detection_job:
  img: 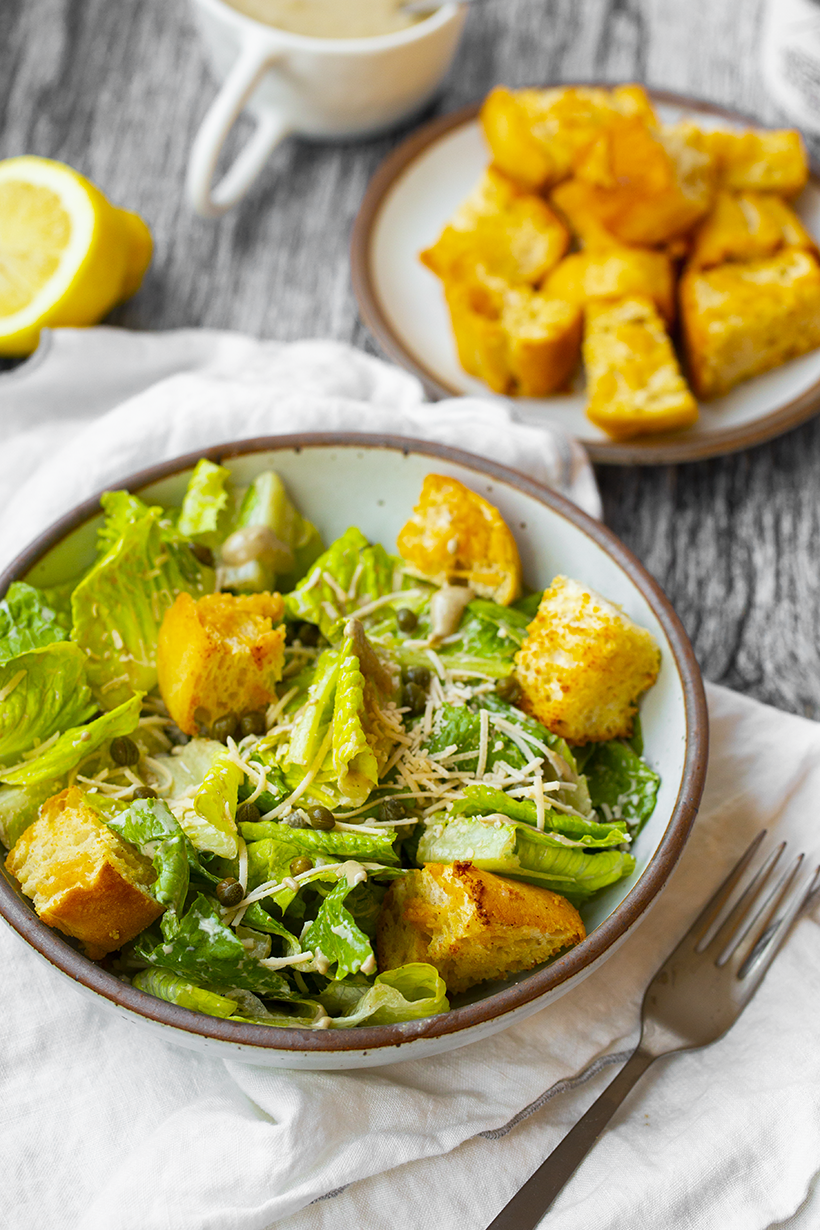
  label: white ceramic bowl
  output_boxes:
[0,435,707,1068]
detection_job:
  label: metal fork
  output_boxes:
[486,832,820,1230]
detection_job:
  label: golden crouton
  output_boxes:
[680,249,820,399]
[397,474,521,604]
[420,169,569,286]
[583,297,698,440]
[376,862,585,994]
[5,787,162,959]
[480,84,657,192]
[157,590,286,735]
[542,248,676,323]
[705,127,808,197]
[550,178,624,250]
[574,118,715,246]
[445,276,582,397]
[514,575,661,744]
[689,191,816,270]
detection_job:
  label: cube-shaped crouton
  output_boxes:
[445,278,582,397]
[575,118,715,246]
[480,84,657,192]
[680,249,820,399]
[583,297,698,440]
[705,127,808,197]
[157,590,286,735]
[420,170,569,286]
[689,190,816,270]
[514,575,661,744]
[376,862,585,994]
[550,178,624,250]
[542,248,676,323]
[5,787,162,959]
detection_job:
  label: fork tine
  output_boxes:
[706,841,787,959]
[717,850,801,966]
[738,862,820,986]
[679,830,767,949]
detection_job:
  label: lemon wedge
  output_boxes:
[0,156,153,357]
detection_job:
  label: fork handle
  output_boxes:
[485,1046,658,1230]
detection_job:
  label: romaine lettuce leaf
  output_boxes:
[0,693,142,786]
[97,795,192,917]
[577,740,661,833]
[0,777,62,849]
[71,493,214,709]
[132,968,239,1017]
[284,527,399,638]
[301,877,374,980]
[151,737,225,801]
[0,582,70,662]
[177,459,231,547]
[511,591,543,618]
[450,784,627,846]
[219,470,324,594]
[241,820,400,866]
[180,751,242,859]
[0,642,96,764]
[131,893,304,999]
[320,963,448,1027]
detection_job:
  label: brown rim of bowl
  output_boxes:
[0,433,708,1053]
[350,85,820,467]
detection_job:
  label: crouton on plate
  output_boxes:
[376,861,586,995]
[583,297,698,440]
[689,190,816,270]
[680,248,820,399]
[705,127,808,197]
[5,787,162,960]
[157,590,286,735]
[542,248,676,324]
[514,575,661,744]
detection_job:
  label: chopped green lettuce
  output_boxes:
[241,820,399,866]
[181,752,243,859]
[320,963,448,1027]
[0,777,62,848]
[132,968,239,1017]
[450,784,628,846]
[284,527,399,638]
[71,492,214,709]
[219,470,324,593]
[177,459,232,547]
[0,693,142,786]
[0,642,96,764]
[96,795,192,917]
[0,582,70,663]
[577,739,661,833]
[301,877,374,979]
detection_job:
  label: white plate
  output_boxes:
[352,90,820,464]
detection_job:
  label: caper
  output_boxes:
[239,710,266,738]
[215,877,244,907]
[283,810,310,829]
[191,543,215,568]
[404,665,431,689]
[132,786,157,800]
[211,712,238,743]
[402,682,427,716]
[290,856,314,877]
[495,675,523,704]
[307,805,335,831]
[379,798,407,823]
[396,607,418,632]
[110,735,140,766]
[236,801,261,826]
[298,622,320,647]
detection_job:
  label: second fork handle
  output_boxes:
[485,1045,658,1230]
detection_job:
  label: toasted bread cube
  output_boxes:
[421,170,569,286]
[5,787,162,959]
[583,297,698,440]
[689,190,816,269]
[445,278,509,393]
[680,249,820,399]
[705,127,808,197]
[542,248,676,323]
[514,575,661,744]
[575,118,715,245]
[157,590,286,735]
[501,289,582,395]
[376,862,585,994]
[550,178,625,250]
[481,84,657,192]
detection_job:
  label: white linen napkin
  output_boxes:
[1,329,818,1230]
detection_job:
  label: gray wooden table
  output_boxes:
[2,0,818,719]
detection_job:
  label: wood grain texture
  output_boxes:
[2,0,820,718]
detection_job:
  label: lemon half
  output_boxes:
[0,156,153,356]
